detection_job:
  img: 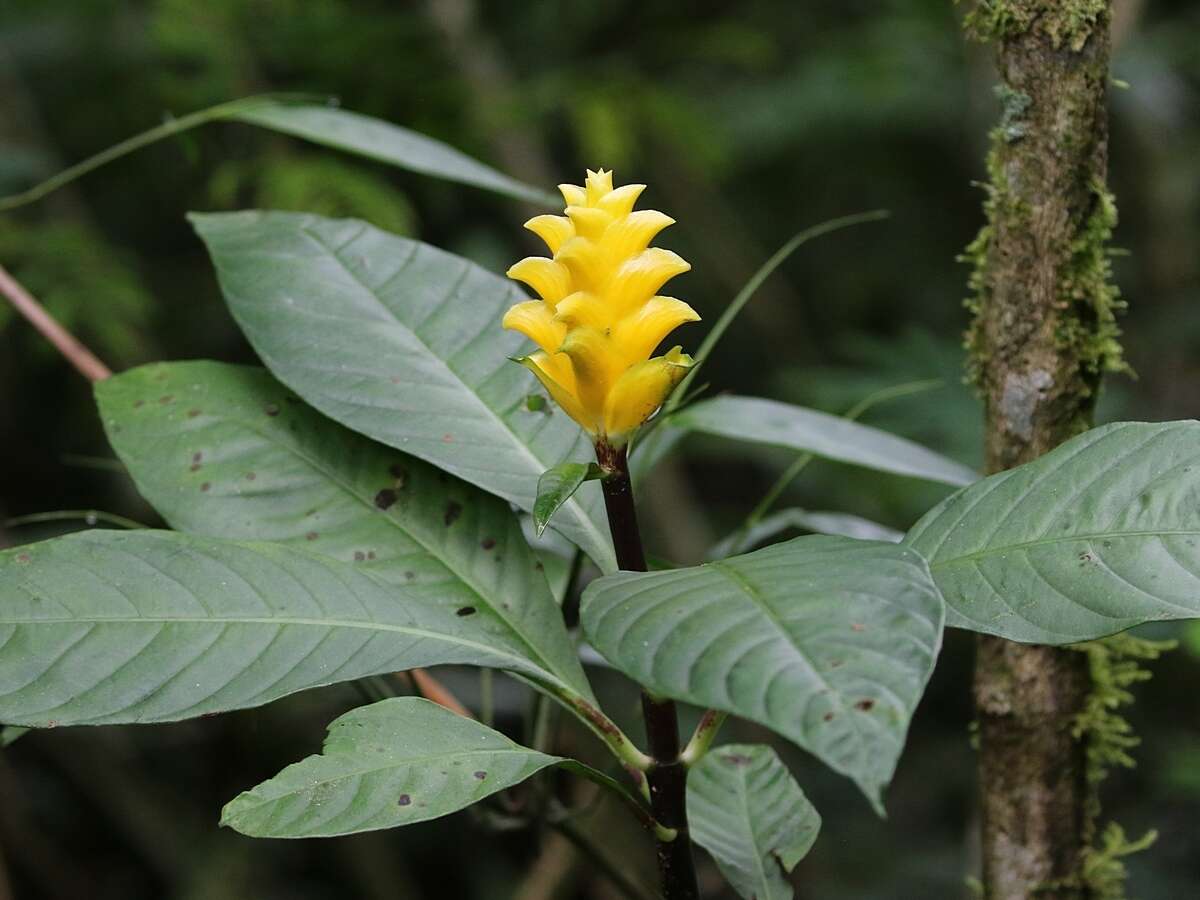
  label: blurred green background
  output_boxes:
[1,1,1198,898]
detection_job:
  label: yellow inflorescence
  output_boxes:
[504,169,699,445]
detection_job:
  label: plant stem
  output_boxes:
[596,440,700,900]
[0,264,111,382]
[681,709,727,767]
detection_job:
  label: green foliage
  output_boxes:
[582,535,944,809]
[188,210,615,570]
[96,360,592,700]
[906,421,1200,643]
[222,697,563,838]
[533,462,603,536]
[671,395,978,487]
[0,529,599,726]
[687,744,821,900]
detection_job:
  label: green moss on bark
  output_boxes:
[961,0,1110,51]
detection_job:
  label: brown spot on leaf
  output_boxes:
[823,712,835,722]
[388,463,408,484]
[404,571,415,580]
[133,399,145,409]
[367,551,376,560]
[481,538,496,550]
[16,553,31,564]
[444,502,462,526]
[473,771,487,780]
[305,531,319,541]
[187,408,201,418]
[850,622,865,632]
[159,395,174,404]
[245,472,256,481]
[456,606,477,617]
[200,482,211,492]
[720,753,752,767]
[264,403,280,417]
[354,551,366,562]
[397,794,411,806]
[374,488,398,510]
[442,433,454,443]
[855,699,876,712]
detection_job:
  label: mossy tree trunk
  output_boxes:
[961,3,1124,898]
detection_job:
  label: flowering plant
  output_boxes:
[2,98,1198,900]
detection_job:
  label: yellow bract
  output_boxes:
[504,169,699,445]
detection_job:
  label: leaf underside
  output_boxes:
[0,531,578,727]
[582,535,944,809]
[95,360,590,699]
[906,420,1200,643]
[221,697,561,838]
[688,743,821,900]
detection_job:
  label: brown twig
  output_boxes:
[409,668,473,718]
[0,263,111,382]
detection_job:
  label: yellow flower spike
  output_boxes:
[504,169,700,446]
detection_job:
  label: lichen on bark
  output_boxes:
[961,0,1110,51]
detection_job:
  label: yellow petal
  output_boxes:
[554,291,610,331]
[585,169,613,204]
[556,235,607,289]
[602,348,693,441]
[514,351,594,433]
[601,209,675,263]
[507,257,572,306]
[524,215,574,254]
[597,183,646,217]
[559,183,586,207]
[564,205,611,239]
[559,327,624,423]
[611,296,701,364]
[608,248,691,315]
[502,300,567,354]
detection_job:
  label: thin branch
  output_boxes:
[0,264,111,382]
[409,668,473,718]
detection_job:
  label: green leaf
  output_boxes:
[0,530,586,727]
[581,535,943,808]
[688,744,821,900]
[1,726,28,747]
[906,420,1200,644]
[534,463,603,536]
[231,104,558,207]
[221,697,561,838]
[0,96,555,212]
[671,395,977,487]
[709,507,903,559]
[96,361,590,699]
[189,211,615,572]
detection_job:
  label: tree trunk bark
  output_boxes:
[963,3,1122,897]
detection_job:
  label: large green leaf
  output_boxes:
[581,535,943,808]
[222,697,561,838]
[95,361,590,699]
[688,744,821,900]
[189,211,615,571]
[0,96,556,212]
[232,103,558,206]
[0,531,584,727]
[671,396,977,487]
[906,420,1200,643]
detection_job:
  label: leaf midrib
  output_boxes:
[292,221,611,566]
[144,386,579,692]
[232,747,556,809]
[929,529,1200,570]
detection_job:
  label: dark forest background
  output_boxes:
[1,1,1198,897]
